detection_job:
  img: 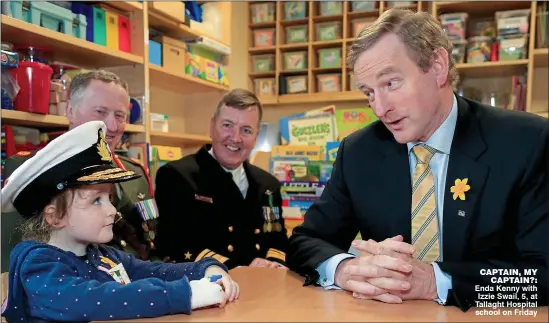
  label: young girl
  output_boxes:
[1,121,239,323]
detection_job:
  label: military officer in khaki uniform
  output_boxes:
[155,89,288,269]
[1,71,160,268]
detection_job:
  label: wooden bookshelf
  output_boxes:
[1,110,145,133]
[246,1,548,117]
[1,1,233,154]
[0,15,143,68]
[246,1,425,105]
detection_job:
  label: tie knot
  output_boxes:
[413,144,436,164]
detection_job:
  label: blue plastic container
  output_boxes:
[149,40,162,66]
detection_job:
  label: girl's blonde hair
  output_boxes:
[18,189,76,242]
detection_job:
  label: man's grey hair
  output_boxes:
[69,70,129,107]
[347,9,459,87]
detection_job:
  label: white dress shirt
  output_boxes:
[315,95,459,304]
[208,149,249,198]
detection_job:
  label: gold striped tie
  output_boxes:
[411,144,440,263]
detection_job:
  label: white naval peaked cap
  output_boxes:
[1,120,140,218]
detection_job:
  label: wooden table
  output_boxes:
[111,267,547,322]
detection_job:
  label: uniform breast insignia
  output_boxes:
[136,198,160,249]
[195,194,213,203]
[262,206,272,232]
[137,192,145,200]
[263,191,283,232]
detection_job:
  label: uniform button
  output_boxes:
[228,226,233,232]
[254,228,260,234]
[120,240,127,248]
[256,244,260,250]
[228,245,234,252]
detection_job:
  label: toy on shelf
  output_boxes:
[185,53,205,79]
[1,44,19,110]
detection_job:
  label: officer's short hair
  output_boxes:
[69,70,129,108]
[214,88,263,124]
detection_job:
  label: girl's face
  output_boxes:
[59,183,117,245]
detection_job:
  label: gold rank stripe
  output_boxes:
[211,253,229,264]
[195,249,229,264]
[195,249,213,261]
[266,248,286,262]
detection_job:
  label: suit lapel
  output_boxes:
[443,97,489,261]
[379,134,413,243]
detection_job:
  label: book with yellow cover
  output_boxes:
[271,145,323,161]
[287,114,338,157]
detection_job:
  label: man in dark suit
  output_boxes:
[286,8,547,312]
[154,89,288,269]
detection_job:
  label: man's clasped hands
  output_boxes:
[334,235,439,303]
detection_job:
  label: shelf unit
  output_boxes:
[247,1,425,106]
[1,1,232,155]
[432,1,548,117]
[246,1,547,119]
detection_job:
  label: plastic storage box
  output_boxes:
[440,12,468,41]
[495,9,531,36]
[285,75,308,94]
[285,25,308,43]
[386,1,415,8]
[499,36,529,60]
[93,7,107,46]
[149,40,162,66]
[316,21,341,41]
[284,2,307,20]
[118,15,131,53]
[283,51,307,70]
[250,2,275,24]
[319,2,342,16]
[72,13,87,40]
[253,29,276,47]
[252,54,275,72]
[255,78,276,96]
[317,48,341,68]
[352,18,375,38]
[317,73,341,92]
[351,1,376,12]
[105,10,119,51]
[466,36,492,63]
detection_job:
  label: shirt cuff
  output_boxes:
[315,253,356,290]
[432,262,452,305]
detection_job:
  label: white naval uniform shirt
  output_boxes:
[208,149,249,198]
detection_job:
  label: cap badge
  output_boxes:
[97,128,112,162]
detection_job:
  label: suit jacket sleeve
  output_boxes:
[264,186,289,265]
[154,164,236,268]
[286,139,360,281]
[438,125,548,311]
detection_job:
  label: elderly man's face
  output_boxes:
[353,33,447,144]
[66,80,129,149]
[209,105,260,170]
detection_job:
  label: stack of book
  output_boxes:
[271,104,378,219]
